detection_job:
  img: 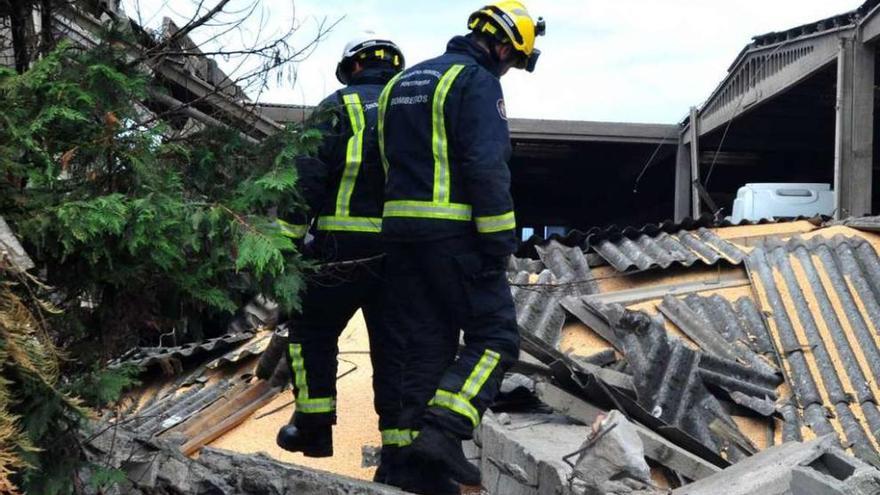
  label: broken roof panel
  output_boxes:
[592,228,747,272]
[111,332,255,370]
[512,242,598,350]
[746,234,880,464]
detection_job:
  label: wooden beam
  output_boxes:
[674,136,692,222]
[834,35,875,219]
[534,381,722,482]
[689,107,701,219]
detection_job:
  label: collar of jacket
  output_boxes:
[445,34,502,77]
[348,66,398,86]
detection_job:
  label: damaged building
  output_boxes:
[11,1,880,495]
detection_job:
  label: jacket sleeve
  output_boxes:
[282,95,346,240]
[453,68,517,257]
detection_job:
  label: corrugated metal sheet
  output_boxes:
[746,234,880,464]
[129,379,236,437]
[112,332,255,369]
[206,330,274,370]
[592,228,747,272]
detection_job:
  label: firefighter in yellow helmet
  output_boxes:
[378,2,544,493]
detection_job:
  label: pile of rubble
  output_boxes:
[88,217,880,494]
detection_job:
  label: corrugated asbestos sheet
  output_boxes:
[746,234,880,464]
[511,242,597,349]
[585,302,757,461]
[516,215,824,259]
[841,216,880,232]
[592,228,747,272]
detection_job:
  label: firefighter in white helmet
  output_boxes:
[275,31,405,484]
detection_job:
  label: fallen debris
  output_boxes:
[673,435,880,495]
[570,410,658,495]
[85,423,403,495]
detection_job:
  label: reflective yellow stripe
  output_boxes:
[429,390,480,427]
[378,73,403,177]
[474,211,516,234]
[383,200,472,221]
[432,65,465,204]
[289,344,335,415]
[381,429,419,447]
[277,219,308,239]
[316,216,382,233]
[461,350,501,400]
[428,350,500,427]
[297,397,336,413]
[336,93,366,217]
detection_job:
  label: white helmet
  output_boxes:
[335,31,405,85]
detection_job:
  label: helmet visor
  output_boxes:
[518,48,540,72]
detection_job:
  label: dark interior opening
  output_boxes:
[510,138,678,236]
[697,63,839,218]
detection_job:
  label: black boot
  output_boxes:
[373,446,398,484]
[275,424,333,457]
[409,426,480,486]
[387,452,460,495]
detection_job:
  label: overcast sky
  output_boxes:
[121,0,860,123]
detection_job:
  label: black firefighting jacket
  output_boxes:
[289,67,395,260]
[378,35,517,257]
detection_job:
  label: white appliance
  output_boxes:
[728,183,835,223]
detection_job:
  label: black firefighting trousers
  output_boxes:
[287,254,403,443]
[383,235,520,440]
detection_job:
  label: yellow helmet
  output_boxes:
[468,1,546,72]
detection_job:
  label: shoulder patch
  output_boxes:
[497,98,508,121]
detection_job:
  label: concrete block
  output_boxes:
[673,435,880,495]
[571,410,655,495]
[480,411,588,495]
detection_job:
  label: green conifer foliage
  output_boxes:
[0,35,311,359]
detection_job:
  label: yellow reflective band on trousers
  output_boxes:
[277,219,308,239]
[428,349,501,427]
[378,72,403,177]
[381,429,419,447]
[316,216,382,233]
[289,344,336,414]
[383,200,472,221]
[475,211,516,234]
[432,65,465,204]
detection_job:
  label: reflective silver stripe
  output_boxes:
[432,65,465,204]
[316,216,382,233]
[383,200,472,221]
[337,93,366,217]
[474,211,516,234]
